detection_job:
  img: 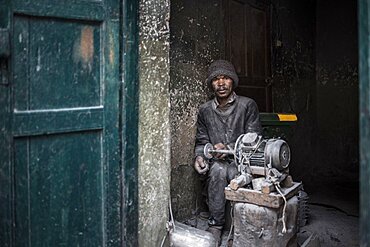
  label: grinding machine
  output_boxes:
[203,131,291,192]
[203,132,306,247]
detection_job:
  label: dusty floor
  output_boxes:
[297,204,358,247]
[300,179,359,247]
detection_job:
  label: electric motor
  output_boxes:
[236,132,291,171]
[204,132,291,171]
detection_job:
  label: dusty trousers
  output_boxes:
[207,160,238,226]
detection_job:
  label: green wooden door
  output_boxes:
[0,0,124,246]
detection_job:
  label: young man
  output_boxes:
[194,60,262,245]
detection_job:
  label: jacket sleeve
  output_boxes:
[194,109,210,158]
[245,99,262,135]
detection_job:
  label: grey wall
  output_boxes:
[270,0,317,186]
[260,0,359,197]
[138,0,171,246]
[170,0,224,220]
[169,0,225,221]
[315,0,359,190]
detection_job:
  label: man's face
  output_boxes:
[211,75,233,99]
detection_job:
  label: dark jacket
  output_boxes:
[194,95,262,158]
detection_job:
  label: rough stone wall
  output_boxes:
[138,0,171,246]
[315,0,359,187]
[270,0,317,184]
[169,0,224,221]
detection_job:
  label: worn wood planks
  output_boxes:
[225,182,302,208]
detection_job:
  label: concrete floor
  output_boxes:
[299,179,359,247]
[297,204,359,247]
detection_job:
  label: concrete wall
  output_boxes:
[268,0,359,195]
[169,0,225,221]
[138,0,171,246]
[270,0,317,186]
[315,0,359,188]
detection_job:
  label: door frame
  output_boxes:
[359,0,370,245]
[0,0,12,245]
[120,0,139,245]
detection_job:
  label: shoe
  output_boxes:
[207,226,222,246]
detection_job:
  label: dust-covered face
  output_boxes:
[211,75,233,100]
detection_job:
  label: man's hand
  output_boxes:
[194,156,209,174]
[213,143,227,159]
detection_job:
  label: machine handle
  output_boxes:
[203,143,234,159]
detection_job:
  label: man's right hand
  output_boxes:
[194,156,209,174]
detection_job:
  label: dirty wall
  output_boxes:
[270,0,317,187]
[138,0,171,246]
[315,0,359,191]
[169,0,224,221]
[271,0,359,195]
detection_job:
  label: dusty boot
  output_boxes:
[207,226,222,246]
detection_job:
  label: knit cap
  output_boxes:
[206,60,239,88]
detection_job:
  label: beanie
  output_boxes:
[206,60,239,88]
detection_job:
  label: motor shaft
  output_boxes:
[203,143,233,159]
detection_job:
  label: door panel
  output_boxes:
[225,0,272,112]
[250,7,267,77]
[13,0,105,21]
[229,0,246,75]
[3,0,122,246]
[13,16,101,110]
[15,132,103,246]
